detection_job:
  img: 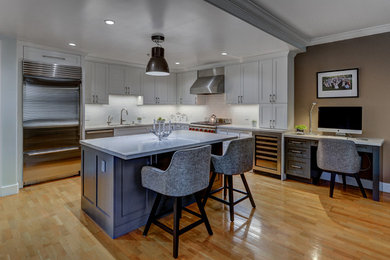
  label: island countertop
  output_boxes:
[80,130,236,160]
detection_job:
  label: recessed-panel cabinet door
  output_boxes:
[176,73,184,104]
[94,63,109,104]
[273,103,288,129]
[273,57,288,103]
[142,74,156,104]
[155,76,168,104]
[167,73,177,104]
[241,61,259,104]
[259,103,273,128]
[109,65,126,95]
[82,148,96,204]
[225,64,241,104]
[126,67,142,96]
[259,59,273,104]
[84,61,94,104]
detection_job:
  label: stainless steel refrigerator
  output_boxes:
[22,60,82,185]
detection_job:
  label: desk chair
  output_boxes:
[203,137,256,221]
[141,145,213,258]
[317,138,367,198]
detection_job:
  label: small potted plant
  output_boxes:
[137,117,142,124]
[251,120,257,127]
[295,124,307,135]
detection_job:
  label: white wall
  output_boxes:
[85,94,259,127]
[0,37,19,196]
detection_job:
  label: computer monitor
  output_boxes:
[318,106,362,135]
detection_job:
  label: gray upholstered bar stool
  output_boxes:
[141,145,213,259]
[203,137,256,222]
[317,138,367,198]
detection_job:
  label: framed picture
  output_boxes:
[317,68,359,98]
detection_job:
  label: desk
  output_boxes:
[284,133,384,201]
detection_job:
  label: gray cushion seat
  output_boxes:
[317,138,367,198]
[203,137,256,222]
[141,145,213,258]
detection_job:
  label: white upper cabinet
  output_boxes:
[176,71,204,105]
[84,61,109,104]
[225,64,241,104]
[259,103,274,128]
[109,65,143,96]
[109,65,126,95]
[259,56,288,104]
[259,59,273,104]
[241,61,259,104]
[225,62,259,104]
[273,56,288,104]
[141,73,177,105]
[142,74,156,104]
[125,67,143,96]
[167,74,177,104]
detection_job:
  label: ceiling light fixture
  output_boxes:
[146,33,170,76]
[175,62,180,65]
[221,52,228,56]
[104,20,115,25]
[68,43,76,47]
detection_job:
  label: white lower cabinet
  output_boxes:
[259,103,287,129]
[84,61,109,104]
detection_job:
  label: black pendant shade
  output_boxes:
[146,46,170,76]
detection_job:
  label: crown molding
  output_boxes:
[204,0,309,51]
[309,23,390,46]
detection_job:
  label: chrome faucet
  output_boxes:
[120,108,128,125]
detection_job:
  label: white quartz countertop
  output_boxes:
[284,132,384,147]
[216,124,287,133]
[80,130,236,160]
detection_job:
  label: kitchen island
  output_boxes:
[80,130,235,238]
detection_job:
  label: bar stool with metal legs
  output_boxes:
[141,145,213,258]
[317,138,367,198]
[203,137,256,221]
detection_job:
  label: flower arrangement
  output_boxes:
[295,124,307,135]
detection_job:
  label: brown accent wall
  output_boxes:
[295,32,390,182]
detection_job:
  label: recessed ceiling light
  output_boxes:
[221,52,228,56]
[175,62,180,65]
[68,43,76,47]
[104,20,115,25]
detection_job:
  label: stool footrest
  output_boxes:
[154,220,173,235]
[209,187,224,195]
[179,219,204,235]
[182,207,202,218]
[209,194,249,206]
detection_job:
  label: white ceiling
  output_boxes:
[252,0,390,40]
[0,0,295,69]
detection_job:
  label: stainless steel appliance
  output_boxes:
[22,60,82,185]
[189,67,224,95]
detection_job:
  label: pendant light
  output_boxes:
[146,34,170,76]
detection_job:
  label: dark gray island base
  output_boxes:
[80,131,235,238]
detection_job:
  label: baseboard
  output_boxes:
[0,183,19,197]
[320,172,390,193]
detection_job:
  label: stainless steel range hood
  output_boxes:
[190,67,224,95]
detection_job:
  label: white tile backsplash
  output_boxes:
[85,94,259,127]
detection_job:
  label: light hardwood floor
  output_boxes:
[1,173,390,259]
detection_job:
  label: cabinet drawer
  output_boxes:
[286,138,310,148]
[287,147,310,159]
[114,127,150,136]
[24,46,81,66]
[286,157,310,179]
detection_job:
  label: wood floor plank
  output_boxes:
[1,173,390,259]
